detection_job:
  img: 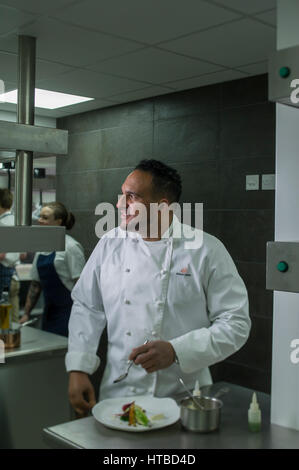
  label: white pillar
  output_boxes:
[271,0,299,430]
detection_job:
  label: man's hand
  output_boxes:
[128,340,176,373]
[68,371,96,418]
[0,253,6,261]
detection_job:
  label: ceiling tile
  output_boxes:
[90,47,223,84]
[0,0,77,15]
[0,34,19,53]
[236,61,268,75]
[34,60,74,81]
[0,4,35,35]
[164,69,248,90]
[37,68,150,99]
[56,0,241,44]
[16,17,142,67]
[254,9,276,26]
[0,50,74,82]
[210,0,276,15]
[161,18,276,68]
[0,51,17,81]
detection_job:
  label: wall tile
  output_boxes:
[221,74,268,109]
[229,316,273,372]
[174,160,220,209]
[57,123,153,175]
[218,157,275,210]
[218,209,274,262]
[67,210,100,255]
[202,210,223,240]
[220,103,275,159]
[210,361,271,394]
[57,167,131,211]
[58,99,154,134]
[154,83,220,120]
[56,130,101,175]
[236,261,273,319]
[153,113,220,162]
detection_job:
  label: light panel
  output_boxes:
[0,88,94,109]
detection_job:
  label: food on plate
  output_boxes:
[117,401,151,427]
[151,413,166,421]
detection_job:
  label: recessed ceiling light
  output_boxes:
[0,88,94,109]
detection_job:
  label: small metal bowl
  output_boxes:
[0,328,21,349]
[180,396,223,433]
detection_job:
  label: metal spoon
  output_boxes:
[113,339,149,384]
[178,377,205,411]
[18,318,38,329]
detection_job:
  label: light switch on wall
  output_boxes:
[246,175,259,190]
[262,174,275,190]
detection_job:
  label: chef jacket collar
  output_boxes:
[0,210,12,220]
[120,214,177,242]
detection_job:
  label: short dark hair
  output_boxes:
[134,159,182,203]
[0,188,13,209]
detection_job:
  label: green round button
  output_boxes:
[277,261,289,272]
[279,66,290,78]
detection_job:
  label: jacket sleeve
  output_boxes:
[2,252,19,268]
[65,241,86,281]
[65,243,106,375]
[169,240,251,374]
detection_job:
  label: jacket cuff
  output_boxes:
[169,331,210,374]
[65,351,100,375]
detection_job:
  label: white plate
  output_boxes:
[92,395,180,432]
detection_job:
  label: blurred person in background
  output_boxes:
[0,188,21,322]
[19,202,85,337]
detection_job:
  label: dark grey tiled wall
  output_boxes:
[57,74,274,394]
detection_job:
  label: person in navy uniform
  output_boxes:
[19,202,85,337]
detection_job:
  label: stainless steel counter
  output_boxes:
[5,323,68,361]
[43,382,299,449]
[0,326,70,449]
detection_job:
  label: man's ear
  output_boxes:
[158,198,170,207]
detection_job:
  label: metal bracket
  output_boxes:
[266,241,299,293]
[268,44,299,108]
[0,225,66,252]
[0,121,68,159]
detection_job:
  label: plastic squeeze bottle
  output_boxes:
[248,392,261,432]
[193,380,201,398]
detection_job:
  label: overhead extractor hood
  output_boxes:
[268,44,299,108]
[0,36,68,252]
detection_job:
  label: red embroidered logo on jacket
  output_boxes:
[176,266,191,277]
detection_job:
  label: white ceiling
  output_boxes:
[0,0,276,118]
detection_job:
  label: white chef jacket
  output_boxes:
[66,215,250,400]
[0,211,20,278]
[31,234,85,291]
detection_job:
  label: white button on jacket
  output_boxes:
[66,216,251,401]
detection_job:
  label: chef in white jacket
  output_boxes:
[66,160,250,417]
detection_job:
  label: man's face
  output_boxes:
[116,170,159,232]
